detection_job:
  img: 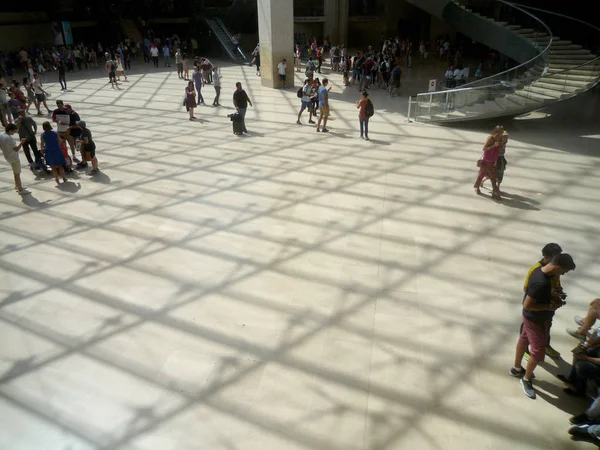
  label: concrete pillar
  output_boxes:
[324,0,339,43]
[257,0,295,89]
[338,0,349,46]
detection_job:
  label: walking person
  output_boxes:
[474,125,503,199]
[163,44,171,67]
[232,82,252,134]
[175,49,184,79]
[40,121,67,184]
[0,123,30,195]
[73,121,100,173]
[185,81,197,121]
[105,53,119,89]
[192,66,205,105]
[356,91,371,140]
[115,56,128,82]
[212,66,222,106]
[316,78,330,133]
[295,45,302,72]
[389,60,402,97]
[31,74,51,115]
[16,111,42,170]
[56,60,67,91]
[296,77,315,125]
[510,253,576,399]
[277,58,288,89]
[23,78,36,114]
[0,82,12,127]
[183,54,190,80]
[150,45,159,67]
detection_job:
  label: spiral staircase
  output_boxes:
[406,0,600,123]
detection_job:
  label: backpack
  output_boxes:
[365,99,374,118]
[297,87,303,98]
[110,60,117,71]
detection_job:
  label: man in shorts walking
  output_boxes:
[105,53,119,89]
[316,78,330,133]
[0,123,30,195]
[511,253,576,399]
[296,77,314,125]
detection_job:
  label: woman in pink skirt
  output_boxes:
[474,125,504,199]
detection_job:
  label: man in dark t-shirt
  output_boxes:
[511,253,576,399]
[232,82,252,134]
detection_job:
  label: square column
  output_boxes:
[257,0,295,89]
[324,0,339,43]
[338,0,349,46]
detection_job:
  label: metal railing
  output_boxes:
[408,1,600,122]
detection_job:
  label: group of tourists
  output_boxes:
[0,96,100,195]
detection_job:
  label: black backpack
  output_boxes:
[365,99,374,117]
[297,87,303,98]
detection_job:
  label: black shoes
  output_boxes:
[568,425,600,444]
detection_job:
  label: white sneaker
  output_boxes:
[574,315,584,326]
[567,328,586,341]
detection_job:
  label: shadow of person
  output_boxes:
[367,139,391,145]
[540,355,573,379]
[501,191,541,205]
[241,131,265,137]
[496,196,541,211]
[89,171,111,184]
[21,194,51,208]
[534,379,589,416]
[56,181,81,193]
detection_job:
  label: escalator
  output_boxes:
[205,17,249,64]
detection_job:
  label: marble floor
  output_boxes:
[1,59,600,450]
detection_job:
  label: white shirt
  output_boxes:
[0,89,8,105]
[150,47,159,57]
[277,62,287,75]
[445,70,454,79]
[454,69,462,79]
[0,133,19,164]
[213,72,222,87]
[33,79,44,95]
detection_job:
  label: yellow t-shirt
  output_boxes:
[524,261,561,291]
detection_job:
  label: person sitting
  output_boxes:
[558,335,600,397]
[568,299,600,341]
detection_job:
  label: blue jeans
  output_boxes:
[164,55,171,66]
[569,360,600,395]
[237,108,247,132]
[587,396,600,419]
[195,84,204,104]
[359,118,369,137]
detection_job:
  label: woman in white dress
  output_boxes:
[115,56,128,82]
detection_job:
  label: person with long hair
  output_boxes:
[185,81,197,121]
[40,121,67,184]
[474,125,504,199]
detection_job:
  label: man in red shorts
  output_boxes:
[511,253,576,399]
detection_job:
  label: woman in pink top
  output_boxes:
[474,125,504,199]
